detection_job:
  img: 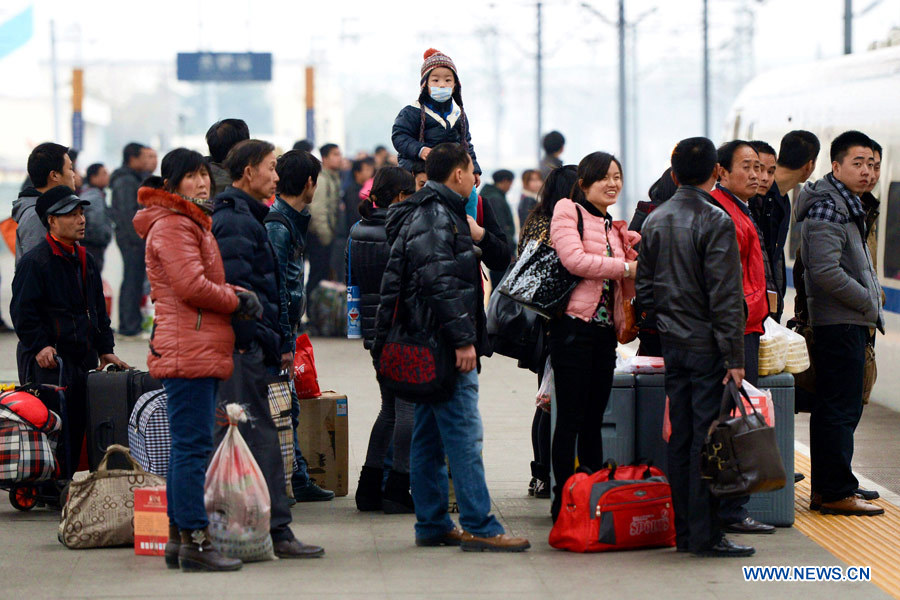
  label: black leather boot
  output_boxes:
[164,522,180,569]
[355,466,384,512]
[382,470,414,514]
[178,528,243,572]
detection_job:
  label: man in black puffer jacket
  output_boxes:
[211,139,324,559]
[373,143,529,552]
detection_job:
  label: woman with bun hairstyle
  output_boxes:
[134,148,262,572]
[391,48,482,187]
[348,166,418,514]
[548,152,640,521]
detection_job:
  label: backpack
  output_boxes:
[549,461,676,553]
[128,389,170,477]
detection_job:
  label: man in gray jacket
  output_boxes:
[794,130,884,517]
[13,143,77,264]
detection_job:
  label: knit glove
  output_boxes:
[234,290,263,320]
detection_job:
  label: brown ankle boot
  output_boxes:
[165,522,180,569]
[178,528,243,572]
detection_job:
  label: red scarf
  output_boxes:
[46,233,88,289]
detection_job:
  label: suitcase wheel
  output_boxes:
[10,486,38,511]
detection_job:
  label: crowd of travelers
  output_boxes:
[5,46,886,568]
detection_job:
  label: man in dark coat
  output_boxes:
[636,137,753,557]
[479,169,516,290]
[109,142,154,337]
[11,186,128,478]
[212,139,325,558]
[373,143,528,552]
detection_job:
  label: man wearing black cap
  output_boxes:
[11,185,128,478]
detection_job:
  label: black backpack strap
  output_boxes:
[264,210,297,247]
[575,203,585,240]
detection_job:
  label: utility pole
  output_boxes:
[536,1,543,166]
[50,19,60,141]
[703,0,710,137]
[617,0,626,168]
[844,0,853,54]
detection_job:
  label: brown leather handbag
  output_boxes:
[701,382,786,498]
[618,298,639,345]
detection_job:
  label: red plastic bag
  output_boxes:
[205,404,274,562]
[662,382,774,443]
[293,334,321,399]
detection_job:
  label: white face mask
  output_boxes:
[429,86,453,103]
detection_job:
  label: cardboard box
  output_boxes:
[296,392,348,496]
[134,486,168,556]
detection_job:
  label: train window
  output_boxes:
[885,182,900,280]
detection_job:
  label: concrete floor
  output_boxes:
[0,335,890,599]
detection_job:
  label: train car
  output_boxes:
[724,45,900,315]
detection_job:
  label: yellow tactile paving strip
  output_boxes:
[794,452,900,598]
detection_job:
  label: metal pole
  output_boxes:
[50,19,60,141]
[844,0,853,54]
[618,0,626,165]
[537,1,543,166]
[703,0,710,137]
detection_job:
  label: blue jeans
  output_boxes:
[410,369,505,540]
[164,377,218,530]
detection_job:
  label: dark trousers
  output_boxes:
[117,241,145,335]
[216,347,294,543]
[17,347,89,479]
[662,345,723,552]
[164,377,217,530]
[305,233,333,299]
[718,332,760,523]
[530,406,551,482]
[810,324,867,502]
[549,318,617,511]
[363,380,415,474]
[83,244,108,274]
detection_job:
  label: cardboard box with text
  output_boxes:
[296,392,348,496]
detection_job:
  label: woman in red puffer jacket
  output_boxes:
[133,148,259,573]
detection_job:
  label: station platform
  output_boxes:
[1,335,897,599]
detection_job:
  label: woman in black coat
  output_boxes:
[348,167,419,514]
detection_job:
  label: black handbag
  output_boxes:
[497,208,583,319]
[486,268,546,371]
[701,381,786,498]
[376,300,457,404]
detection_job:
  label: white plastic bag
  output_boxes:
[758,317,788,376]
[740,381,775,427]
[536,357,553,413]
[782,327,811,374]
[204,404,275,562]
[616,354,665,374]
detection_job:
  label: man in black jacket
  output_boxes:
[636,137,753,557]
[373,143,528,552]
[212,140,324,558]
[11,186,129,478]
[479,169,516,290]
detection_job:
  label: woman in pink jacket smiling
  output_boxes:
[548,151,640,522]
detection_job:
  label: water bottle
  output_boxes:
[347,285,362,339]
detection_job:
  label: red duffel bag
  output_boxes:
[549,461,676,553]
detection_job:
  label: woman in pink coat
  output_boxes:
[548,151,640,521]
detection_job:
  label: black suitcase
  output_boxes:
[86,366,162,470]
